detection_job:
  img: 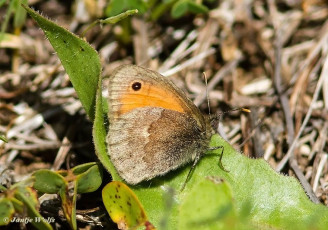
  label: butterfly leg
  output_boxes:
[180,153,202,192]
[180,145,229,191]
[208,146,229,172]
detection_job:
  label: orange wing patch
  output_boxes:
[119,82,185,116]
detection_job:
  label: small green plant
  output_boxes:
[0,0,27,40]
[104,0,211,43]
[0,181,52,229]
[105,0,210,20]
[0,0,28,71]
[0,162,102,229]
[32,162,103,229]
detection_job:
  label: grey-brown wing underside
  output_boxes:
[107,107,207,184]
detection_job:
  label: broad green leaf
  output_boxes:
[171,0,188,18]
[72,162,98,175]
[129,135,328,229]
[33,169,66,194]
[102,181,152,229]
[186,0,208,14]
[22,5,101,120]
[171,0,208,18]
[74,162,103,193]
[179,177,253,230]
[0,198,15,226]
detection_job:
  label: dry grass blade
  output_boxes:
[276,53,327,171]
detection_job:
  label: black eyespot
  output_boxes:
[132,82,142,91]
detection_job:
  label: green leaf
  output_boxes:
[105,0,148,17]
[71,162,97,175]
[22,5,101,120]
[130,135,328,229]
[102,181,151,229]
[0,198,15,226]
[179,177,253,230]
[150,0,175,21]
[13,0,27,29]
[171,0,208,18]
[93,76,121,181]
[0,135,7,142]
[171,0,189,18]
[0,0,15,43]
[0,0,7,7]
[101,9,139,24]
[73,162,103,193]
[186,1,208,14]
[33,169,66,194]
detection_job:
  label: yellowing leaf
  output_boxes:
[102,181,153,230]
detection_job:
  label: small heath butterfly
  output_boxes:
[107,65,214,184]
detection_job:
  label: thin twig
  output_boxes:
[289,20,328,85]
[160,48,216,77]
[4,142,60,151]
[313,154,328,193]
[159,30,198,73]
[311,121,328,191]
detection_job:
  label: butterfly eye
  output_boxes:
[131,82,142,91]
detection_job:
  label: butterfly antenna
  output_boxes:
[202,72,211,115]
[211,108,250,132]
[216,108,250,120]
